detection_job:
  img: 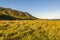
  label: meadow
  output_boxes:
[0,20,60,40]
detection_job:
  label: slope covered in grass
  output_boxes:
[0,20,60,40]
[0,7,37,20]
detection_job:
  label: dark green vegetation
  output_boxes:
[0,7,37,20]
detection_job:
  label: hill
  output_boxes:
[0,7,37,20]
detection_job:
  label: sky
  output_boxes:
[0,0,60,19]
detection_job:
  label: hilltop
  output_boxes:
[0,7,37,20]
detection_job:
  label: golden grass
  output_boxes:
[0,20,60,40]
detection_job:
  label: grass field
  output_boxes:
[0,20,60,40]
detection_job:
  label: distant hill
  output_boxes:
[0,7,37,20]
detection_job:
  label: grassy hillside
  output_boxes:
[0,7,37,20]
[0,20,60,40]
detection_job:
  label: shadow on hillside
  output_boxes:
[0,15,36,20]
[0,15,17,20]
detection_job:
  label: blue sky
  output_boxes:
[0,0,60,19]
